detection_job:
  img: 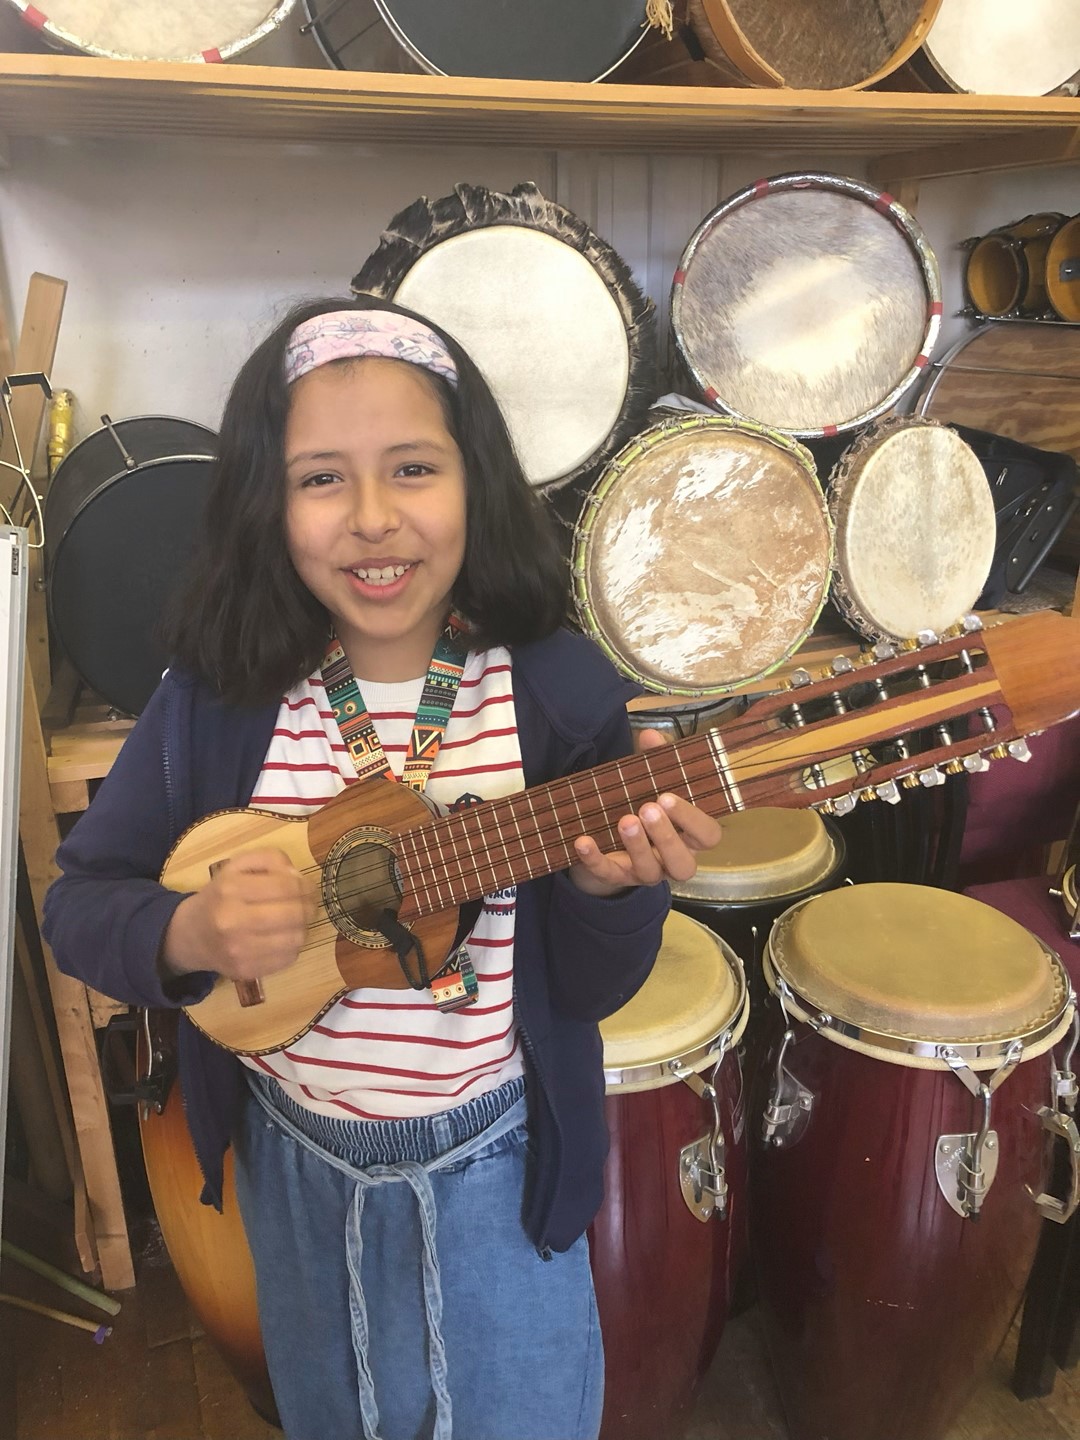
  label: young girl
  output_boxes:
[43,295,721,1440]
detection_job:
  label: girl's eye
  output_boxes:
[300,472,340,488]
[396,463,434,480]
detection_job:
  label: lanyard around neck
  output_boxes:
[321,617,467,794]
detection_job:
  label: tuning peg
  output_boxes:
[943,759,966,776]
[963,754,991,774]
[897,638,921,653]
[918,767,947,787]
[916,629,941,649]
[874,780,902,805]
[961,614,984,634]
[831,793,859,816]
[829,655,856,676]
[901,773,922,789]
[872,640,898,662]
[790,668,813,689]
[1007,739,1033,763]
[988,743,1010,760]
[812,799,836,815]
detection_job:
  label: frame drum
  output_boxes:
[827,416,996,641]
[7,0,294,60]
[691,0,939,89]
[592,912,749,1440]
[753,884,1077,1440]
[672,173,942,439]
[353,183,656,492]
[573,413,833,696]
[964,213,1066,319]
[915,0,1080,94]
[45,416,215,716]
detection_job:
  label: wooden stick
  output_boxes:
[1,1240,121,1316]
[0,1292,112,1341]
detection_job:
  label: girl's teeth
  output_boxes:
[353,564,409,585]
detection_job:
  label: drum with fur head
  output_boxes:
[353,182,656,493]
[672,173,941,440]
[6,0,294,60]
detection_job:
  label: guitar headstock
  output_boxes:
[731,611,1080,815]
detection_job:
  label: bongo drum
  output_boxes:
[912,0,1080,94]
[352,183,656,492]
[136,1013,276,1425]
[1047,216,1080,323]
[827,416,996,642]
[45,416,216,716]
[752,883,1079,1440]
[573,413,833,696]
[964,213,1066,319]
[6,0,294,60]
[689,0,939,89]
[591,912,749,1440]
[672,173,942,438]
[670,808,847,1066]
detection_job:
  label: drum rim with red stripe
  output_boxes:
[9,0,294,62]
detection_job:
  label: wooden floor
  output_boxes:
[3,1213,1080,1440]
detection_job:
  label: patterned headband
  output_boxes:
[283,309,459,388]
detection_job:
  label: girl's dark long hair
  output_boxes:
[165,295,568,704]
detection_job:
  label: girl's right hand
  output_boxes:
[161,849,315,980]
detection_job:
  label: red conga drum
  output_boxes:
[751,883,1079,1440]
[590,911,749,1440]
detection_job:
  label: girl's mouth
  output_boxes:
[345,562,417,599]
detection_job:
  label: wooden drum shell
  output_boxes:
[750,1015,1052,1440]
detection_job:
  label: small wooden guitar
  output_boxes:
[164,612,1080,1055]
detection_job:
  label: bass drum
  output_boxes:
[136,1012,276,1426]
[45,416,215,717]
[353,182,656,493]
[672,173,942,439]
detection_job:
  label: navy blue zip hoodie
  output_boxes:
[43,629,669,1252]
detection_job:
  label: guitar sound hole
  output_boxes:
[322,828,403,949]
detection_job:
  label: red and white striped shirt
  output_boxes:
[240,646,526,1120]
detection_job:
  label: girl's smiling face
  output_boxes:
[284,357,468,683]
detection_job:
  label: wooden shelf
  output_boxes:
[1,56,1080,182]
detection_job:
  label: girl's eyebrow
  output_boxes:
[384,439,450,456]
[286,448,344,468]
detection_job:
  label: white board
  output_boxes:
[0,527,28,1239]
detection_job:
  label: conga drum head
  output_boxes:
[921,0,1080,94]
[45,416,216,716]
[828,417,995,641]
[369,0,650,79]
[672,174,942,438]
[1047,218,1080,323]
[353,183,655,490]
[10,0,294,60]
[693,0,939,89]
[573,415,833,695]
[600,912,747,1090]
[671,808,840,905]
[767,883,1072,1063]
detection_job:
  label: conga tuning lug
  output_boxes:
[679,1137,728,1223]
[936,1130,1000,1220]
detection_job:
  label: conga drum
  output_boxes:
[688,0,940,89]
[44,415,216,716]
[752,883,1079,1440]
[1046,216,1080,323]
[826,416,996,640]
[572,413,833,695]
[136,1013,276,1425]
[964,213,1066,319]
[672,173,942,438]
[591,911,749,1440]
[353,182,656,493]
[5,0,294,59]
[905,0,1080,94]
[669,808,846,1068]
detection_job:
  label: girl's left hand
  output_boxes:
[568,729,723,898]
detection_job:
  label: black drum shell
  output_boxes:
[45,416,216,717]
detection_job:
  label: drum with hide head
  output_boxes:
[964,213,1066,319]
[1047,216,1080,323]
[573,413,833,696]
[752,883,1079,1440]
[672,173,942,439]
[591,911,749,1440]
[353,182,656,493]
[689,0,940,89]
[826,416,996,642]
[6,0,294,60]
[45,415,215,716]
[908,0,1080,94]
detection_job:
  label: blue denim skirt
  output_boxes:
[232,1073,603,1440]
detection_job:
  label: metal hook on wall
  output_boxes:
[0,371,54,550]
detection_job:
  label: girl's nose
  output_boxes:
[347,479,398,538]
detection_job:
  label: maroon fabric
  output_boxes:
[965,876,1080,991]
[959,710,1080,879]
